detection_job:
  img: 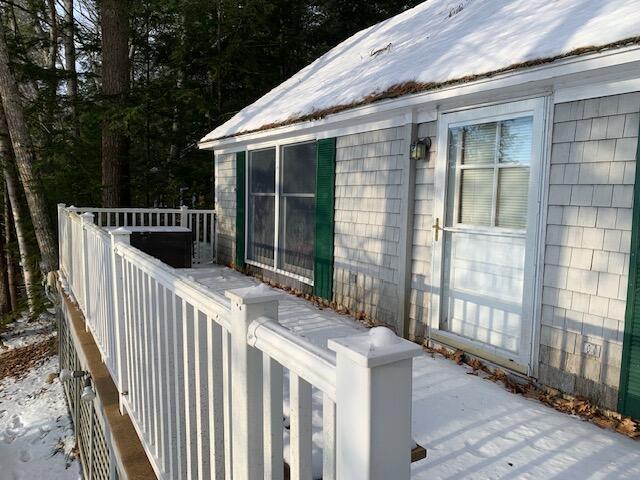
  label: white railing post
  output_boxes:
[110,227,131,414]
[225,285,281,480]
[57,203,66,271]
[180,205,189,228]
[80,212,94,326]
[329,327,421,480]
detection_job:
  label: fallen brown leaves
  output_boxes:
[0,337,57,381]
[425,344,640,439]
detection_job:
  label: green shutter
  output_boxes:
[313,138,336,300]
[235,151,246,269]
[619,129,640,419]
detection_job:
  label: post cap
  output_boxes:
[80,212,95,221]
[109,227,132,237]
[225,284,282,305]
[328,327,422,368]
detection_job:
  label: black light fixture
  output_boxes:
[410,137,431,161]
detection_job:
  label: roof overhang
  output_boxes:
[199,45,640,154]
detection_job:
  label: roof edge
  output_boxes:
[201,35,640,145]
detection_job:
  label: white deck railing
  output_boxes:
[57,204,421,480]
[70,206,215,264]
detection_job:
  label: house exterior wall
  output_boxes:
[540,92,640,408]
[211,90,640,412]
[214,152,237,266]
[407,121,437,341]
[332,127,406,327]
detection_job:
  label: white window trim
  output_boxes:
[244,140,317,286]
[430,97,548,371]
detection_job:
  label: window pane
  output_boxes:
[250,148,276,193]
[279,197,315,276]
[499,117,533,164]
[459,168,493,226]
[461,122,497,165]
[282,142,316,194]
[497,168,530,229]
[248,196,275,266]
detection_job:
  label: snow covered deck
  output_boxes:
[184,264,640,479]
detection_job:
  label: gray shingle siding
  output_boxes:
[332,127,406,327]
[214,152,236,266]
[407,122,437,341]
[539,92,639,409]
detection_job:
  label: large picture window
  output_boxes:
[247,141,317,280]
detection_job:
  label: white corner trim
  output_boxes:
[554,77,640,104]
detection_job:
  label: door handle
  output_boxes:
[432,217,442,242]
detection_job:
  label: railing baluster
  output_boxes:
[263,357,284,480]
[207,317,225,480]
[322,395,336,480]
[222,330,232,480]
[183,300,198,479]
[147,274,160,456]
[162,286,177,478]
[173,294,187,477]
[289,373,313,480]
[194,311,210,480]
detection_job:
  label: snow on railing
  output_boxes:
[57,204,421,480]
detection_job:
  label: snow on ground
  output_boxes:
[0,313,56,352]
[202,0,640,141]
[187,265,640,480]
[0,355,79,480]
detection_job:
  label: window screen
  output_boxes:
[248,148,276,266]
[279,142,316,277]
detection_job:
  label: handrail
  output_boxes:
[248,316,337,400]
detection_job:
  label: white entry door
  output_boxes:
[431,99,547,370]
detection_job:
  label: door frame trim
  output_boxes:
[429,97,549,372]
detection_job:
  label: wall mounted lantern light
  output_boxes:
[410,137,431,161]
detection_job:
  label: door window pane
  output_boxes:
[282,142,316,194]
[250,148,276,193]
[451,116,533,230]
[497,168,529,229]
[499,117,533,164]
[279,197,315,277]
[459,168,493,226]
[462,123,497,165]
[248,196,275,266]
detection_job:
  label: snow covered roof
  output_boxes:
[201,0,640,143]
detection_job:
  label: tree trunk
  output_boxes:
[4,188,17,312]
[48,0,59,72]
[63,0,79,136]
[0,110,34,316]
[101,0,130,207]
[0,195,10,315]
[0,18,58,275]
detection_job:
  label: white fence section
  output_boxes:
[57,205,421,480]
[68,206,215,265]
